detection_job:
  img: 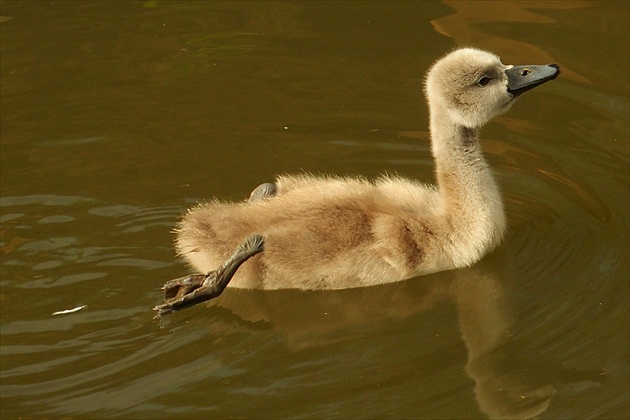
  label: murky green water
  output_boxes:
[1,1,628,418]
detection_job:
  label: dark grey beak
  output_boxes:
[506,64,560,95]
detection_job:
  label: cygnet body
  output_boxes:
[154,48,559,315]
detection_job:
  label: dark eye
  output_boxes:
[478,76,491,86]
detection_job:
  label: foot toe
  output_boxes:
[249,182,277,202]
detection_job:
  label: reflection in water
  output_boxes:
[211,248,604,419]
[1,0,627,418]
[432,1,590,84]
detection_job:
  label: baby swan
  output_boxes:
[154,48,559,316]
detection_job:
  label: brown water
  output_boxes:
[1,1,628,419]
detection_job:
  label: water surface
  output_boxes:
[1,1,628,418]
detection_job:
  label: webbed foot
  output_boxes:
[249,182,277,202]
[154,234,265,318]
[162,273,207,301]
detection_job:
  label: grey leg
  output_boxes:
[249,182,277,202]
[154,235,265,318]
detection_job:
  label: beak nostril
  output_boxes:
[506,64,558,95]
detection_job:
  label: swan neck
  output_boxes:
[429,110,485,173]
[428,104,505,243]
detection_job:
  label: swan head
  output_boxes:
[425,48,559,129]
